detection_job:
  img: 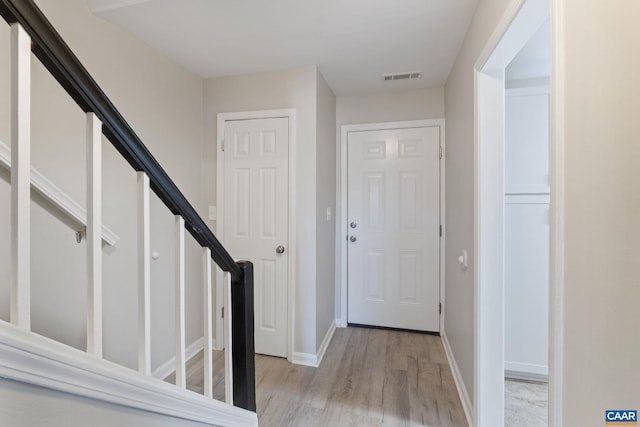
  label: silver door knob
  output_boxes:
[276,245,285,254]
[349,236,357,243]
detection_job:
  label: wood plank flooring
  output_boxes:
[169,327,467,427]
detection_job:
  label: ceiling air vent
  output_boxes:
[382,71,423,81]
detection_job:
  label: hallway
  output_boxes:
[256,327,466,426]
[176,327,467,426]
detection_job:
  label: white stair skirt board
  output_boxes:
[292,320,336,368]
[0,322,257,427]
[0,139,119,246]
[442,332,473,427]
[152,337,218,380]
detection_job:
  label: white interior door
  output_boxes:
[347,126,441,332]
[223,117,288,357]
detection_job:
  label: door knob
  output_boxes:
[349,236,357,243]
[350,221,357,229]
[276,245,285,254]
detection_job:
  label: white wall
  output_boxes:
[202,66,322,356]
[443,0,510,403]
[0,0,206,372]
[0,378,211,427]
[336,87,445,126]
[446,0,640,419]
[558,0,640,423]
[315,70,336,349]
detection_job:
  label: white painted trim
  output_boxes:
[439,122,447,335]
[137,172,151,375]
[0,140,119,246]
[506,85,550,97]
[291,320,337,368]
[291,352,318,367]
[474,69,506,427]
[216,109,297,364]
[505,370,549,383]
[175,216,186,389]
[506,77,550,89]
[151,337,218,380]
[203,247,214,399]
[316,320,336,367]
[0,322,257,427]
[86,112,103,357]
[473,1,554,426]
[338,119,446,331]
[548,0,564,424]
[505,194,550,204]
[10,23,31,331]
[222,272,233,405]
[442,332,472,427]
[504,361,548,377]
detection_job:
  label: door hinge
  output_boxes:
[439,302,442,315]
[439,146,443,159]
[221,307,224,319]
[439,224,442,237]
[221,139,225,152]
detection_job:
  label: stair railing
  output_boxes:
[0,0,255,413]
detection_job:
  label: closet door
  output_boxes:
[504,86,550,377]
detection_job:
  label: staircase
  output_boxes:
[0,0,257,425]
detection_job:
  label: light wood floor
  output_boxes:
[168,327,467,427]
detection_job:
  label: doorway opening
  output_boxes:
[504,19,550,427]
[474,0,559,426]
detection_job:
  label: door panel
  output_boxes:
[223,117,288,357]
[347,126,440,332]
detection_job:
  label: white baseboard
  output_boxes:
[152,337,216,380]
[336,317,347,328]
[442,332,473,427]
[292,351,318,367]
[505,361,548,376]
[292,320,337,368]
[505,361,549,382]
[0,321,257,427]
[316,320,336,366]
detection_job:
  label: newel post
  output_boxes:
[231,261,256,411]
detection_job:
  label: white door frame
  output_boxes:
[215,109,297,362]
[473,0,562,426]
[337,119,446,333]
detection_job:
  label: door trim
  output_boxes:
[337,119,446,333]
[216,109,297,363]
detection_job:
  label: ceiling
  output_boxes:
[88,0,477,96]
[506,20,550,81]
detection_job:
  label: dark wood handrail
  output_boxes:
[0,0,241,280]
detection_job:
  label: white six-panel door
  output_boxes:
[347,126,441,332]
[223,117,289,357]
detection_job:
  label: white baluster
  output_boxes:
[86,113,103,356]
[137,172,151,375]
[203,247,213,398]
[10,23,31,330]
[175,216,186,388]
[224,271,233,404]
